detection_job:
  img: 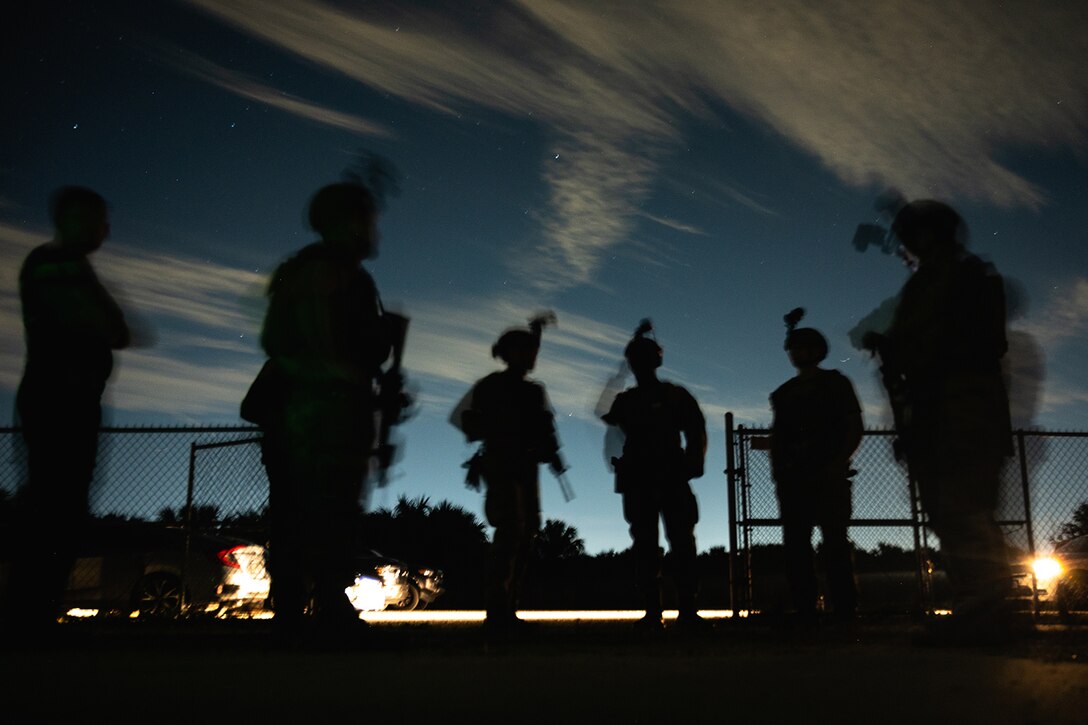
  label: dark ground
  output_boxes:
[1,615,1086,723]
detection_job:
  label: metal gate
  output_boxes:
[722,413,1066,616]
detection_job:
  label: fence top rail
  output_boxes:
[729,423,1088,439]
[741,517,919,527]
[0,425,261,434]
[739,517,1030,527]
[191,436,264,451]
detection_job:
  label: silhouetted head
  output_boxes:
[308,182,379,260]
[786,327,828,368]
[492,328,539,372]
[491,312,555,374]
[624,319,663,378]
[891,200,965,262]
[50,186,109,252]
[625,336,663,375]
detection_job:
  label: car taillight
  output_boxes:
[216,546,243,569]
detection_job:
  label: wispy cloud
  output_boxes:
[0,223,47,387]
[107,350,261,418]
[1022,276,1088,349]
[1014,276,1088,426]
[400,294,780,432]
[0,221,265,419]
[690,177,779,218]
[184,0,1087,291]
[96,249,265,333]
[1032,380,1088,428]
[517,0,1087,208]
[1,221,635,423]
[179,0,696,291]
[161,46,394,138]
[0,217,819,430]
[401,295,632,421]
[639,212,708,237]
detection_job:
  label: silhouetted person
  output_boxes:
[602,320,708,631]
[2,187,129,627]
[868,200,1017,643]
[451,313,564,636]
[770,310,863,625]
[248,180,394,639]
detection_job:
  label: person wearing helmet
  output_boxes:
[452,313,564,636]
[770,312,863,626]
[602,320,708,631]
[251,180,394,641]
[874,199,1016,643]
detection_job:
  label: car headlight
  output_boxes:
[377,565,404,585]
[1031,557,1063,581]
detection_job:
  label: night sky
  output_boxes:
[3,1,1087,554]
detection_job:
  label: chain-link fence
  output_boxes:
[0,426,270,603]
[3,421,1086,615]
[0,426,268,528]
[725,413,1088,616]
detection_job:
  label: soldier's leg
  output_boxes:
[661,482,700,618]
[819,481,858,618]
[924,459,1011,619]
[4,398,97,626]
[484,477,518,622]
[507,473,542,615]
[300,403,371,629]
[308,478,363,627]
[623,487,663,618]
[265,442,307,630]
[778,484,818,617]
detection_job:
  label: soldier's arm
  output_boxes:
[840,376,864,459]
[769,393,784,481]
[536,386,563,468]
[601,391,625,428]
[458,381,488,442]
[449,386,475,436]
[96,276,130,349]
[337,269,392,378]
[22,255,128,348]
[679,387,707,479]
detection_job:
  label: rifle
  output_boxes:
[530,311,574,502]
[374,311,412,486]
[548,452,576,502]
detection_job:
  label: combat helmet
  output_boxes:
[492,311,557,362]
[783,307,828,362]
[624,319,663,370]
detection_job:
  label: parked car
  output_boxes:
[1031,534,1088,616]
[1,519,270,620]
[344,550,444,612]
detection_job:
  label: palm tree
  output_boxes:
[1056,501,1088,542]
[535,519,586,562]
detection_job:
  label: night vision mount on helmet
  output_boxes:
[783,307,828,362]
[624,318,663,369]
[491,310,557,361]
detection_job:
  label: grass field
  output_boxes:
[1,617,1086,723]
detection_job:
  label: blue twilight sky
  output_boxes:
[3,0,1087,554]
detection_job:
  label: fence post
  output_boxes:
[726,412,738,616]
[738,425,752,612]
[182,440,197,614]
[907,473,931,616]
[1016,431,1039,616]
